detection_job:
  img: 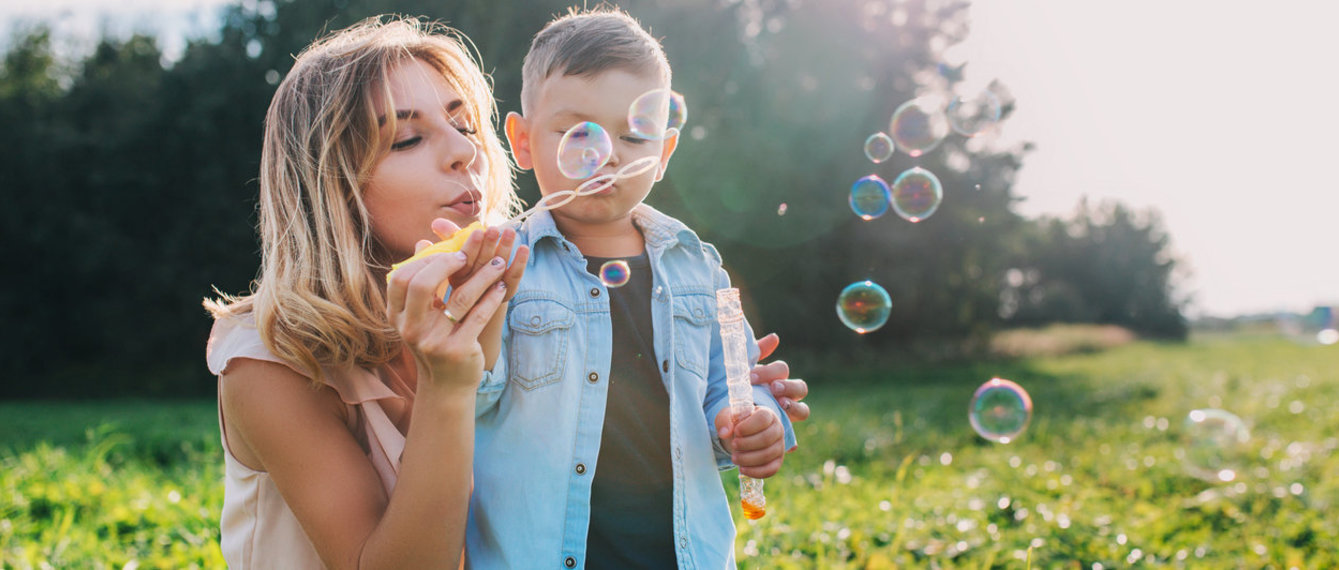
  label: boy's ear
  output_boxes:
[505,112,532,170]
[654,129,679,182]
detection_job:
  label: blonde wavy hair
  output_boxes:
[205,15,521,382]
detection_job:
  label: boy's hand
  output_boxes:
[750,333,810,424]
[715,406,785,478]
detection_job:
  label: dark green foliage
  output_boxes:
[0,0,1185,397]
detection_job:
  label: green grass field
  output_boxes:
[2,334,1335,568]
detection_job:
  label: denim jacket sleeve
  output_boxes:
[476,332,508,417]
[702,258,797,470]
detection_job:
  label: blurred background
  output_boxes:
[1,0,1334,398]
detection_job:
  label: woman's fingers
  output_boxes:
[450,280,509,338]
[431,217,462,240]
[442,256,507,328]
[401,253,469,322]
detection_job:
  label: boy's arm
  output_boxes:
[703,268,797,470]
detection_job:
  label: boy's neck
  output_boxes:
[553,214,646,258]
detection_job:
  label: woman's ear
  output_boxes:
[505,112,533,170]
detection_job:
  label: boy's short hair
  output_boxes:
[520,6,672,115]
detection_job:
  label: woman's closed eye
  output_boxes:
[391,135,422,151]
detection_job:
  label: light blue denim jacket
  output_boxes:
[467,204,796,569]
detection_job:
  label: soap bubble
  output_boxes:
[849,175,891,220]
[666,91,687,132]
[777,202,788,216]
[557,121,612,179]
[889,98,949,157]
[969,378,1032,443]
[599,260,631,288]
[890,167,943,222]
[836,280,891,333]
[1181,409,1250,483]
[864,132,894,163]
[947,90,1002,137]
[1319,329,1339,345]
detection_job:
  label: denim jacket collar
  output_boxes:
[520,203,703,255]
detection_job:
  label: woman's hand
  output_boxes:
[424,218,526,300]
[750,333,809,424]
[386,249,510,393]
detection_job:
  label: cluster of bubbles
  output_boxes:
[836,90,999,336]
[1180,408,1250,483]
[518,88,687,289]
[968,378,1033,444]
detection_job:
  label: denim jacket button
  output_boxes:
[590,288,600,298]
[662,360,669,373]
[565,556,577,568]
[587,372,599,383]
[679,536,688,548]
[575,463,586,475]
[530,315,541,326]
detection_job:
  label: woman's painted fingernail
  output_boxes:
[773,381,785,393]
[491,256,504,266]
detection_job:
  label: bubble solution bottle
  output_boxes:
[716,288,766,520]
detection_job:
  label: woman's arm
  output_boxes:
[221,250,510,569]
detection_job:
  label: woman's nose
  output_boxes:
[442,129,478,172]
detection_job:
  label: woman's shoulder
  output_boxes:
[206,310,291,377]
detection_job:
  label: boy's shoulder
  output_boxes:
[630,204,719,262]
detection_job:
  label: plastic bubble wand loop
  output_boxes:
[716,287,767,520]
[503,151,666,227]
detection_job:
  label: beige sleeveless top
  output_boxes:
[206,313,410,569]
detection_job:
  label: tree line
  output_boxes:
[0,0,1186,398]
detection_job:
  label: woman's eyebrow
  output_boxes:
[377,109,420,126]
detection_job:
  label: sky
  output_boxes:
[3,0,1337,318]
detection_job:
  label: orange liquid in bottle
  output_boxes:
[741,499,766,520]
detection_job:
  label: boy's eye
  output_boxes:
[621,135,649,145]
[390,136,422,150]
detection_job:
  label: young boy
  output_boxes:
[468,7,796,569]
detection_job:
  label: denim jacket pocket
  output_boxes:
[671,294,715,381]
[507,299,574,391]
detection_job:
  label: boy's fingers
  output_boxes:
[781,399,810,423]
[749,360,790,387]
[414,239,434,254]
[738,457,783,479]
[755,333,780,361]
